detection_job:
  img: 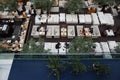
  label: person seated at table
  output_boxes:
[79,29,85,35]
[55,42,61,49]
[22,11,27,18]
[39,27,45,32]
[89,27,93,34]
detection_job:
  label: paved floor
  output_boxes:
[0,54,14,80]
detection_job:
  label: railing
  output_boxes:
[0,53,120,59]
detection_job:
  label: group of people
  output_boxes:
[55,42,69,49]
[79,28,93,35]
[14,0,36,18]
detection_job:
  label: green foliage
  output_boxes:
[21,38,49,53]
[68,37,94,53]
[0,0,17,11]
[115,44,120,53]
[0,46,8,53]
[93,0,115,5]
[33,0,53,11]
[92,61,111,78]
[65,0,85,13]
[67,56,87,75]
[47,56,66,80]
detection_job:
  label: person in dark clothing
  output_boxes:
[55,42,61,49]
[29,5,36,16]
[64,42,69,49]
[89,28,93,34]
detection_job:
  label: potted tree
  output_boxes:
[68,36,94,53]
[68,56,87,75]
[65,0,85,13]
[41,0,53,14]
[47,55,66,80]
[91,61,111,79]
[3,0,17,11]
[22,38,49,53]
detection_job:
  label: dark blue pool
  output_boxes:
[8,59,120,80]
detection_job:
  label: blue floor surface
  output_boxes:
[8,59,120,80]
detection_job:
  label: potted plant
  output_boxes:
[68,37,94,53]
[3,0,17,11]
[47,55,66,80]
[91,61,111,79]
[21,38,49,53]
[68,56,87,75]
[65,0,85,13]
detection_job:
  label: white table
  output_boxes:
[100,42,110,53]
[108,41,118,53]
[60,13,66,22]
[44,42,58,54]
[104,13,114,26]
[91,25,101,38]
[31,25,39,38]
[46,26,53,38]
[44,42,67,54]
[46,25,60,38]
[47,14,59,24]
[91,13,100,25]
[54,25,60,38]
[85,14,92,24]
[97,12,107,25]
[94,42,103,55]
[78,14,85,24]
[66,14,78,23]
[50,7,59,12]
[35,14,47,24]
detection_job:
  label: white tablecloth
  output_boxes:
[46,25,60,38]
[85,14,92,24]
[108,41,118,52]
[66,14,78,23]
[91,25,101,38]
[78,14,85,24]
[104,13,114,26]
[100,42,110,53]
[60,13,66,22]
[94,42,103,55]
[97,12,107,24]
[91,13,100,25]
[47,14,59,24]
[35,14,48,24]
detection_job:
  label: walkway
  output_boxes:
[0,54,14,80]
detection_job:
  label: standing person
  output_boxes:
[55,42,61,53]
[29,5,36,16]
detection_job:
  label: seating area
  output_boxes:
[0,0,120,55]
